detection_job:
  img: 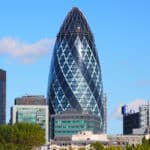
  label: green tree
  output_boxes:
[0,122,45,150]
[78,147,86,150]
[105,146,123,150]
[69,146,74,150]
[90,141,104,150]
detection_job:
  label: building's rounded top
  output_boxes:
[71,7,81,12]
[57,7,93,37]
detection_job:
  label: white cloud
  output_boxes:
[112,99,146,119]
[0,37,55,64]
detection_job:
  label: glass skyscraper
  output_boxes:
[0,69,6,124]
[47,7,105,132]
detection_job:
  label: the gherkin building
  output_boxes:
[47,7,105,132]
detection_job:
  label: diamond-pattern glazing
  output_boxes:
[47,7,104,132]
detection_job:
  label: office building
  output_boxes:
[47,7,105,133]
[0,69,6,124]
[122,103,150,135]
[123,112,140,135]
[50,110,101,139]
[122,105,140,134]
[11,95,49,143]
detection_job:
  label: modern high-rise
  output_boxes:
[47,7,105,132]
[0,69,6,124]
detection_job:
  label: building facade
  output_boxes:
[108,135,144,146]
[11,95,49,143]
[50,110,101,139]
[47,7,105,133]
[50,131,108,150]
[122,104,150,135]
[0,69,6,124]
[50,132,145,150]
[139,104,149,128]
[103,94,107,133]
[123,112,140,135]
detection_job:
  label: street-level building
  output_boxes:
[50,131,109,150]
[108,135,144,146]
[50,132,146,150]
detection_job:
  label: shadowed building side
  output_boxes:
[0,69,6,124]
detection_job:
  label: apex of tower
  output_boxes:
[71,7,81,12]
[58,7,93,37]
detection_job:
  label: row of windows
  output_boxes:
[55,120,85,124]
[55,125,86,129]
[55,130,80,134]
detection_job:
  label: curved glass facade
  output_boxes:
[47,7,104,132]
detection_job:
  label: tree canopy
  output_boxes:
[0,122,45,150]
[90,139,150,150]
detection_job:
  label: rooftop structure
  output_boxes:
[15,95,46,105]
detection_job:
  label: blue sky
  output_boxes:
[0,0,150,134]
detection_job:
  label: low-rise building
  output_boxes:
[50,131,109,150]
[108,134,144,146]
[50,131,148,150]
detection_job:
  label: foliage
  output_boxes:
[105,146,123,150]
[69,146,74,150]
[90,138,150,150]
[78,148,86,150]
[90,141,104,150]
[125,138,150,150]
[0,122,45,150]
